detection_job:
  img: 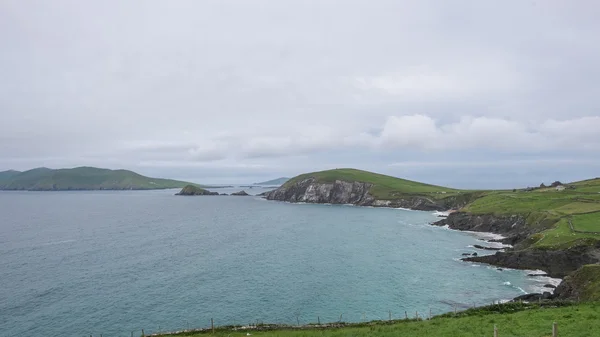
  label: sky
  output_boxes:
[1,0,599,188]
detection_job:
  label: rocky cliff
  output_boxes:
[553,264,600,300]
[263,177,452,211]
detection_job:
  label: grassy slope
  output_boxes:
[0,167,194,190]
[284,168,462,199]
[159,302,600,337]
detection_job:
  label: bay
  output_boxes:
[0,190,554,336]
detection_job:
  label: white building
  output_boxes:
[556,185,565,191]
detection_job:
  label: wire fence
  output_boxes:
[85,301,575,337]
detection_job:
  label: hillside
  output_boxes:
[0,169,21,183]
[0,167,194,191]
[254,177,290,185]
[264,168,478,211]
[283,168,458,197]
[457,179,600,250]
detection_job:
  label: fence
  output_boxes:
[89,320,562,337]
[85,301,575,337]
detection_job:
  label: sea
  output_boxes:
[0,188,560,337]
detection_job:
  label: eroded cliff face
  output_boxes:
[263,178,449,211]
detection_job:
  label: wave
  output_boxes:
[432,211,450,217]
[42,240,76,246]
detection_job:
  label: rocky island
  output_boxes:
[175,185,218,196]
[231,190,250,196]
[264,168,600,301]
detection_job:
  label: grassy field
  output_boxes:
[157,302,600,337]
[0,167,195,190]
[458,181,600,249]
[284,168,461,199]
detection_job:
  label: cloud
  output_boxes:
[1,1,599,187]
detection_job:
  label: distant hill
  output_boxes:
[0,167,194,191]
[0,169,21,183]
[254,177,290,186]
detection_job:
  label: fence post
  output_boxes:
[131,331,133,337]
[318,316,320,325]
[494,324,498,337]
[142,329,145,337]
[339,313,343,322]
[405,311,408,319]
[429,307,432,320]
[211,318,214,334]
[415,311,418,319]
[389,310,392,321]
[553,322,558,337]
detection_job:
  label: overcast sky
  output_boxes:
[1,1,599,187]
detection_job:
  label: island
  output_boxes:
[175,185,218,196]
[231,190,250,196]
[0,166,197,191]
[263,168,600,302]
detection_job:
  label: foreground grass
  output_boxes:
[157,302,600,337]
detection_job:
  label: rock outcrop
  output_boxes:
[463,244,600,278]
[175,185,218,196]
[553,264,600,301]
[231,190,250,196]
[263,177,462,211]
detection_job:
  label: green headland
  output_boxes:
[0,166,196,191]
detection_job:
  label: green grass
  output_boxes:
[157,302,600,337]
[532,218,600,249]
[284,168,461,199]
[571,212,600,232]
[0,166,196,191]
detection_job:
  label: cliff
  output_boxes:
[554,264,600,301]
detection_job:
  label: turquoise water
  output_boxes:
[0,190,554,336]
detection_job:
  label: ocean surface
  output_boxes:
[0,189,559,337]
